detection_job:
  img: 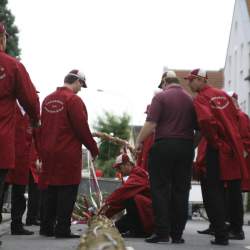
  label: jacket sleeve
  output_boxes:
[105,172,148,206]
[194,96,222,149]
[14,62,40,125]
[239,112,250,153]
[67,96,99,158]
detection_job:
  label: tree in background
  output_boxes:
[93,112,131,177]
[0,0,20,57]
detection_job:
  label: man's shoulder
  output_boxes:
[0,52,20,69]
[131,166,149,177]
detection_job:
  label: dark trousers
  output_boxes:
[0,170,8,223]
[0,184,9,213]
[39,189,48,225]
[26,172,41,222]
[11,184,27,228]
[148,138,194,238]
[0,170,8,199]
[201,146,243,240]
[42,185,78,236]
[115,198,144,235]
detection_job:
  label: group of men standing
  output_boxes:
[0,22,99,246]
[134,68,250,246]
[102,67,250,247]
[0,19,250,248]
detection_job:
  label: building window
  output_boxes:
[235,21,238,33]
[240,70,244,82]
[240,43,244,66]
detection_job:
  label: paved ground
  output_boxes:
[0,216,250,250]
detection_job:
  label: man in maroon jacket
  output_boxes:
[6,103,34,235]
[0,23,40,245]
[40,70,99,238]
[185,69,248,245]
[104,153,154,238]
[196,92,250,240]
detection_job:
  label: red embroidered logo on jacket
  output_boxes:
[44,100,64,113]
[210,96,229,110]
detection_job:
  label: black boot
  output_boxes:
[26,218,40,226]
[145,233,169,243]
[228,230,245,240]
[197,227,214,235]
[172,238,185,244]
[211,238,229,246]
[11,227,34,235]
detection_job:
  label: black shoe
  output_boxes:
[121,231,146,238]
[55,233,80,239]
[172,238,185,244]
[39,229,54,237]
[211,238,229,246]
[11,228,34,235]
[26,219,40,226]
[197,228,214,235]
[228,231,245,240]
[145,233,169,243]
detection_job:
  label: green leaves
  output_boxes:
[0,0,21,57]
[93,112,131,177]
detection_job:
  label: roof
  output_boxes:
[173,69,224,95]
[246,0,250,16]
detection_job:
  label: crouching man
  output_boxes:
[103,153,154,238]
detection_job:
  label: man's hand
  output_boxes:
[35,159,42,173]
[243,150,248,158]
[30,119,41,128]
[135,141,143,155]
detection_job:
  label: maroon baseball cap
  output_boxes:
[113,153,133,169]
[184,68,208,81]
[0,23,9,38]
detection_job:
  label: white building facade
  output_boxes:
[224,0,250,114]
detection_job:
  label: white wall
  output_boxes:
[224,0,250,114]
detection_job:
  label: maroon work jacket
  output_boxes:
[105,167,154,234]
[6,105,33,185]
[237,111,250,191]
[40,87,98,185]
[136,133,154,172]
[193,136,207,180]
[0,50,40,169]
[194,85,248,181]
[29,141,39,184]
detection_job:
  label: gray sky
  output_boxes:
[8,0,235,126]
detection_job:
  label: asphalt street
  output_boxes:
[0,218,250,250]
